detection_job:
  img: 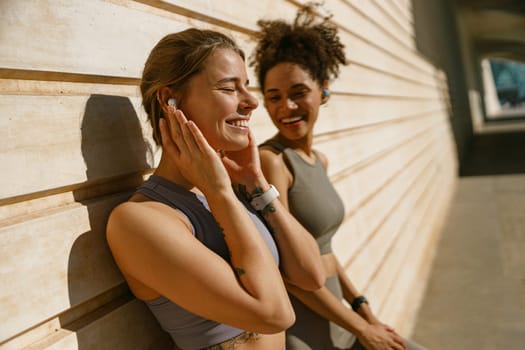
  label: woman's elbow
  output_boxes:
[288,268,325,291]
[299,278,324,292]
[260,302,295,333]
[309,268,326,290]
[281,302,296,329]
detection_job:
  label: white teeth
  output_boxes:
[281,116,302,124]
[229,119,248,127]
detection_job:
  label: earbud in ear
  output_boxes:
[167,98,177,107]
[322,89,330,98]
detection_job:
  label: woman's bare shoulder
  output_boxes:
[259,147,286,169]
[106,199,191,245]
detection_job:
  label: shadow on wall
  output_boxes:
[65,95,171,349]
[412,0,474,167]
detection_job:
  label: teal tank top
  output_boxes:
[261,140,345,254]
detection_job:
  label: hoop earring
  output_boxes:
[322,89,330,98]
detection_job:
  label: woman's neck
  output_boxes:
[273,133,316,164]
[153,153,194,190]
[274,133,313,155]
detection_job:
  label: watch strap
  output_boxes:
[250,184,279,211]
[351,295,369,312]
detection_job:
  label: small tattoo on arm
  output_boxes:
[237,184,249,201]
[217,224,232,258]
[237,184,264,202]
[250,187,264,198]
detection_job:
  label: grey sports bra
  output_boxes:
[261,140,345,254]
[136,175,279,349]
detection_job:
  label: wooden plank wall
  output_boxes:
[0,0,457,349]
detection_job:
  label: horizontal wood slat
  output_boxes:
[330,120,448,264]
[345,0,415,49]
[1,194,127,342]
[24,299,172,350]
[0,94,155,200]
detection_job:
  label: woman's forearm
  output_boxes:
[336,260,378,323]
[238,176,325,291]
[205,189,293,326]
[261,198,325,290]
[286,282,369,336]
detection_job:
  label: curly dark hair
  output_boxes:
[250,3,347,91]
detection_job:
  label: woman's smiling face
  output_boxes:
[263,63,324,141]
[181,48,259,151]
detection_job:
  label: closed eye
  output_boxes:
[266,95,281,102]
[219,87,236,93]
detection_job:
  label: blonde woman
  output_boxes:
[106,29,325,350]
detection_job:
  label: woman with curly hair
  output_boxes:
[250,4,426,350]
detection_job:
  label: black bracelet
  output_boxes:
[351,295,369,312]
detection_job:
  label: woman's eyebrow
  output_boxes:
[290,83,308,89]
[265,84,308,93]
[216,77,250,86]
[216,77,238,84]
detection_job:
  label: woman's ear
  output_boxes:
[321,80,330,104]
[157,86,175,115]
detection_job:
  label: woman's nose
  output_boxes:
[240,90,259,111]
[285,98,298,109]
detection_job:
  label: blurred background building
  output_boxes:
[411,1,525,348]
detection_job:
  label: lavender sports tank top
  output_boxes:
[137,175,279,349]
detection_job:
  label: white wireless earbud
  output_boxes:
[167,98,177,107]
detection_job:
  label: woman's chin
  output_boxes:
[224,136,249,151]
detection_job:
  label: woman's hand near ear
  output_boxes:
[159,106,231,194]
